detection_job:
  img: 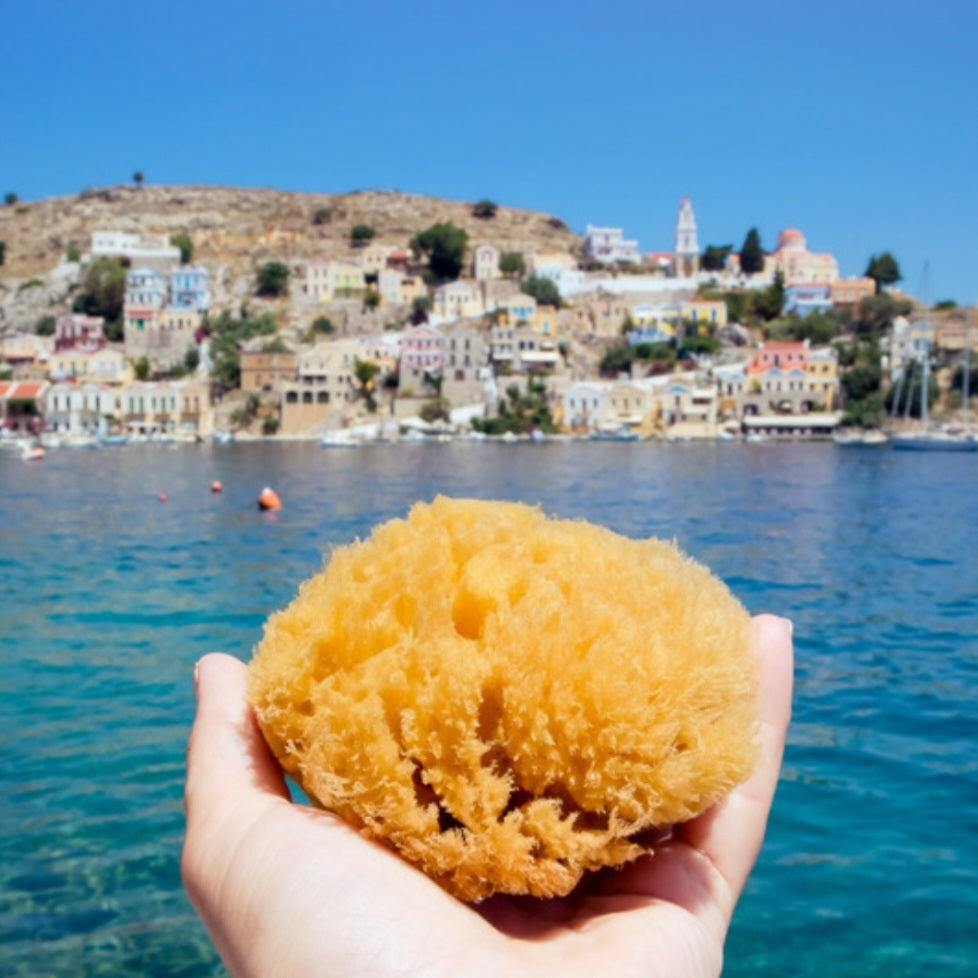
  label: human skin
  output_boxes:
[182,614,793,978]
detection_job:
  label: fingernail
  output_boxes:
[782,617,794,637]
[193,660,201,699]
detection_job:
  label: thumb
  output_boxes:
[184,653,290,830]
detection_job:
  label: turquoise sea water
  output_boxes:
[1,441,976,976]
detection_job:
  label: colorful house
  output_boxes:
[783,283,832,316]
[170,267,211,311]
[680,299,728,331]
[0,380,48,434]
[49,347,133,386]
[746,339,811,375]
[772,229,839,284]
[473,244,500,281]
[400,326,444,379]
[55,314,105,353]
[432,281,481,321]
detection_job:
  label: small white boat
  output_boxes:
[21,445,45,461]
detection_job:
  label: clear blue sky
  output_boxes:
[4,0,977,304]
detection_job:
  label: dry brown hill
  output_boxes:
[0,184,581,282]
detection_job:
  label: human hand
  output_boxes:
[183,614,793,978]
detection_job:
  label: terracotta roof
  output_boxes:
[0,381,46,399]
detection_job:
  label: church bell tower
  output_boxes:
[674,197,700,278]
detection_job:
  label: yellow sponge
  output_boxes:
[248,497,758,901]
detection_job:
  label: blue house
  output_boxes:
[170,267,211,312]
[783,283,831,316]
[628,326,673,346]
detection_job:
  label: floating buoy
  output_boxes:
[211,481,222,493]
[158,493,168,503]
[257,486,282,511]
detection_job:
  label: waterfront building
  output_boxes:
[45,381,119,436]
[441,322,490,407]
[583,225,641,265]
[473,244,500,281]
[240,344,298,394]
[674,197,699,278]
[562,381,607,431]
[400,326,445,386]
[660,382,717,429]
[170,267,211,311]
[54,314,105,353]
[807,346,839,410]
[0,380,48,434]
[280,339,360,435]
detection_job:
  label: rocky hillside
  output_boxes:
[0,184,581,283]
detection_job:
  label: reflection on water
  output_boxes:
[1,441,976,976]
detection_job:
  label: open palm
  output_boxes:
[183,615,792,978]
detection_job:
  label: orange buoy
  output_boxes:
[211,481,223,493]
[257,486,282,511]
[158,493,168,503]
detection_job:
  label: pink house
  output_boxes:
[746,339,810,375]
[400,326,444,375]
[55,314,106,353]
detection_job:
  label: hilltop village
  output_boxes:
[0,189,974,443]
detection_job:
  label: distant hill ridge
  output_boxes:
[0,185,582,280]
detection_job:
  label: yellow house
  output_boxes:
[806,347,839,410]
[432,281,482,320]
[49,347,133,385]
[680,299,728,332]
[305,258,367,302]
[358,243,393,277]
[630,304,680,336]
[535,304,560,339]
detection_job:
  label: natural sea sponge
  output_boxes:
[248,497,759,902]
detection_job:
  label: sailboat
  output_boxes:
[890,329,976,452]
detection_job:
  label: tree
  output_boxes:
[864,252,901,293]
[754,270,785,321]
[701,244,733,272]
[521,274,561,308]
[411,295,430,324]
[312,206,333,226]
[0,240,5,266]
[34,315,56,336]
[133,171,144,188]
[134,356,151,381]
[73,257,127,324]
[170,233,194,264]
[256,261,290,297]
[350,224,376,247]
[739,228,765,276]
[66,247,81,262]
[410,222,468,281]
[472,199,498,219]
[599,344,635,376]
[4,192,17,206]
[363,290,380,310]
[309,316,334,336]
[499,251,526,278]
[854,293,912,338]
